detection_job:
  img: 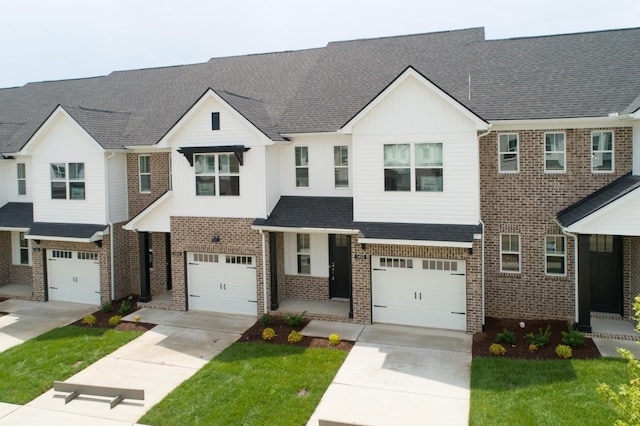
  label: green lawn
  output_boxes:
[0,326,142,404]
[140,342,348,426]
[470,357,628,425]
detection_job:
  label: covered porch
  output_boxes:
[0,203,34,298]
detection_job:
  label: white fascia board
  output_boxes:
[123,145,169,152]
[341,67,488,133]
[279,131,339,139]
[0,227,29,232]
[123,191,173,231]
[357,237,473,248]
[25,232,105,243]
[564,187,640,234]
[489,116,636,131]
[250,225,358,235]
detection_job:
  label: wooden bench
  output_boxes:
[53,381,145,409]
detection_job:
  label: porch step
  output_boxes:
[587,331,640,341]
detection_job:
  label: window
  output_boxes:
[545,236,566,275]
[498,134,519,172]
[50,162,85,200]
[500,234,520,273]
[592,131,614,172]
[139,155,151,193]
[384,144,411,191]
[211,112,220,130]
[295,146,309,187]
[195,153,240,196]
[19,232,29,265]
[544,133,565,172]
[334,146,349,188]
[296,233,310,274]
[590,234,613,253]
[415,143,443,191]
[17,163,26,195]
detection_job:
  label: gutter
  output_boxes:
[558,220,580,325]
[477,126,492,330]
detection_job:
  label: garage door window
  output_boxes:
[379,257,413,268]
[500,234,520,273]
[226,255,252,265]
[423,259,458,272]
[194,253,217,263]
[297,234,310,274]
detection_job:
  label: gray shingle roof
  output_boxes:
[0,202,33,228]
[28,222,108,239]
[254,196,481,243]
[557,173,640,227]
[1,26,639,154]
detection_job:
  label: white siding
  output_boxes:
[133,194,173,232]
[5,157,33,202]
[284,232,329,277]
[0,161,9,206]
[633,122,640,176]
[279,134,353,197]
[352,75,479,225]
[30,114,107,224]
[266,145,281,214]
[571,190,640,236]
[169,96,270,218]
[106,153,128,223]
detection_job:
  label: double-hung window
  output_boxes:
[500,234,520,273]
[295,146,309,188]
[545,235,566,275]
[194,153,240,196]
[498,134,519,172]
[19,232,29,265]
[50,162,85,200]
[384,143,443,192]
[139,155,151,193]
[544,133,565,172]
[17,163,26,195]
[592,131,614,172]
[334,146,349,188]
[296,233,310,275]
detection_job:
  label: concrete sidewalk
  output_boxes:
[0,308,255,425]
[307,324,472,426]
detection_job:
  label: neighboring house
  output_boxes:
[1,27,639,333]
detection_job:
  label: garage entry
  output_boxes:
[372,256,466,331]
[187,252,258,316]
[47,250,101,305]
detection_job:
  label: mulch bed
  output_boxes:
[70,295,155,332]
[473,317,601,360]
[238,317,354,352]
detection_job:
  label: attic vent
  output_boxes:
[211,112,220,131]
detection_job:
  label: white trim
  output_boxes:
[488,116,635,131]
[591,130,615,173]
[543,132,566,174]
[544,235,567,276]
[138,154,151,193]
[498,133,519,173]
[24,232,104,243]
[0,227,29,232]
[250,225,358,235]
[500,233,521,273]
[357,237,472,248]
[123,191,173,231]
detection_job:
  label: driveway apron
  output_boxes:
[307,323,472,426]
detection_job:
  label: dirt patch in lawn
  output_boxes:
[239,317,354,352]
[70,295,155,332]
[473,317,601,360]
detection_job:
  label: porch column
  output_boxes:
[577,234,592,332]
[269,232,279,310]
[138,232,152,302]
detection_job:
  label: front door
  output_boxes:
[329,234,351,299]
[589,234,623,314]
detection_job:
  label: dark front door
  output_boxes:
[165,233,172,291]
[589,234,623,314]
[329,234,351,299]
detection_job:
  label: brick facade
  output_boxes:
[624,237,640,319]
[480,127,633,321]
[127,152,171,218]
[282,275,329,301]
[0,232,11,287]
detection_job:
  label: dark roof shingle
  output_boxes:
[0,202,33,229]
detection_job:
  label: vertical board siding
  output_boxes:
[0,162,9,206]
[352,75,479,225]
[107,153,128,223]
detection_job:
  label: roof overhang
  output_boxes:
[250,225,359,235]
[123,191,173,232]
[25,222,108,243]
[488,115,638,131]
[356,237,473,248]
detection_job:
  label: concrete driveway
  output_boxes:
[307,324,472,426]
[0,308,255,425]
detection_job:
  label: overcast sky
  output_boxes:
[1,0,639,89]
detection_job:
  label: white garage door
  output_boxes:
[372,256,466,331]
[47,250,101,305]
[187,253,258,316]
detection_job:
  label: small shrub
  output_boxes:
[108,315,122,327]
[288,330,303,343]
[555,344,573,359]
[328,333,341,346]
[489,343,506,356]
[119,297,132,315]
[100,302,113,313]
[284,311,307,327]
[528,344,538,353]
[495,329,516,345]
[82,314,96,326]
[261,328,276,341]
[526,325,551,348]
[561,323,585,347]
[260,313,274,327]
[134,315,141,323]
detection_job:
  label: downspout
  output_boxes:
[259,229,268,314]
[105,152,116,301]
[477,126,492,330]
[559,223,579,324]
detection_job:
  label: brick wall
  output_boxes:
[112,221,132,300]
[625,237,640,319]
[127,152,171,218]
[170,217,263,313]
[480,127,632,321]
[149,232,168,296]
[10,265,32,286]
[282,275,329,301]
[0,232,10,286]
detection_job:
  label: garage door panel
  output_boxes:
[48,250,100,305]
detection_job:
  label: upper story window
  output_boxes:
[498,133,519,173]
[50,162,85,200]
[295,146,309,188]
[384,143,443,192]
[500,233,520,273]
[139,155,151,193]
[592,131,614,172]
[211,112,220,130]
[545,235,566,275]
[544,133,565,173]
[194,153,239,196]
[296,233,311,274]
[334,146,349,188]
[17,163,26,195]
